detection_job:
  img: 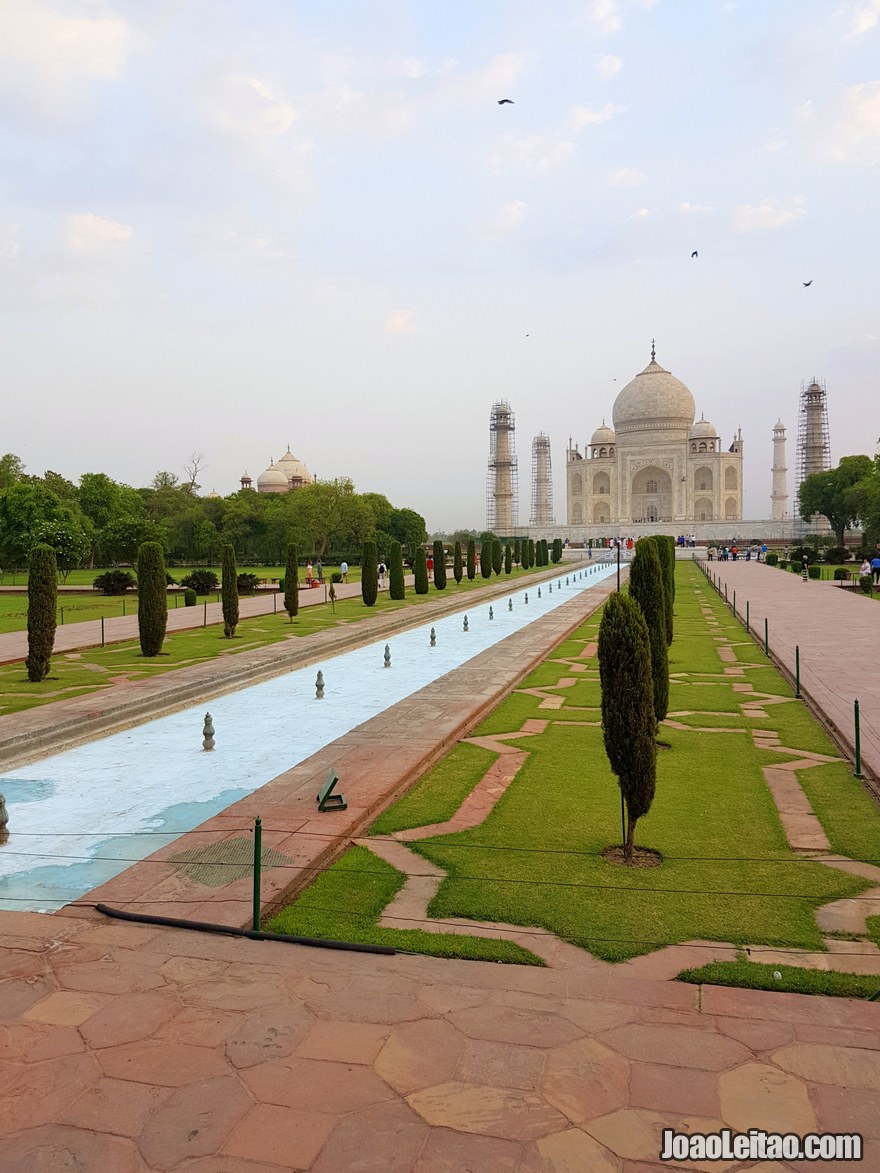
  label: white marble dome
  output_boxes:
[612,356,696,436]
[590,422,616,446]
[276,448,311,484]
[257,462,289,492]
[688,416,716,439]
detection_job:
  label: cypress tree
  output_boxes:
[453,540,463,584]
[284,544,299,620]
[389,540,405,600]
[361,540,378,606]
[137,541,168,657]
[221,543,239,638]
[479,539,491,578]
[652,535,674,645]
[528,539,535,568]
[26,543,57,682]
[504,543,512,573]
[433,539,447,590]
[466,539,476,581]
[513,538,521,565]
[414,546,429,593]
[492,538,502,575]
[629,537,669,724]
[598,591,657,862]
[552,537,563,564]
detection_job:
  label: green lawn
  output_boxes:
[0,563,363,589]
[271,562,878,967]
[679,958,880,1000]
[0,563,548,717]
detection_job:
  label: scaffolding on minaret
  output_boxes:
[796,378,831,535]
[487,401,518,532]
[530,433,554,526]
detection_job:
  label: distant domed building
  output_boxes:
[566,345,744,525]
[242,448,314,494]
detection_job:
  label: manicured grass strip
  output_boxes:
[678,959,880,1000]
[264,845,543,964]
[471,693,544,736]
[868,916,880,950]
[795,762,880,864]
[370,743,497,835]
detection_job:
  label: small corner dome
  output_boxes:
[688,416,716,439]
[590,422,616,446]
[204,489,221,499]
[612,355,696,432]
[257,463,289,489]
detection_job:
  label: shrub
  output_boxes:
[860,575,874,595]
[479,540,491,578]
[361,540,378,606]
[237,572,260,596]
[26,543,57,683]
[466,539,476,581]
[433,539,447,590]
[389,540,405,600]
[628,538,669,724]
[184,588,197,606]
[330,572,342,584]
[137,541,168,657]
[453,540,463,584]
[791,562,802,573]
[833,568,849,581]
[597,592,657,862]
[808,565,822,579]
[414,546,429,594]
[93,569,137,595]
[492,538,502,575]
[504,543,512,574]
[221,545,239,637]
[284,545,299,620]
[824,546,850,563]
[791,546,818,565]
[765,553,778,567]
[179,568,219,596]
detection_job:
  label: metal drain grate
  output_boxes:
[168,837,293,887]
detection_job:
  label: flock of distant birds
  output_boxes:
[497,99,814,297]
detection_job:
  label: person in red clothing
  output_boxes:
[426,553,434,573]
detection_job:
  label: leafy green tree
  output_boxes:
[33,516,89,582]
[597,591,657,862]
[414,546,429,594]
[136,541,168,657]
[453,540,463,584]
[0,452,26,490]
[492,538,502,575]
[26,543,57,682]
[361,540,378,606]
[389,540,405,599]
[651,535,674,645]
[479,539,491,578]
[629,538,669,724]
[466,538,476,581]
[552,537,563,564]
[433,539,447,590]
[0,483,66,568]
[504,543,512,573]
[221,544,239,638]
[798,455,873,546]
[388,507,427,558]
[284,544,299,620]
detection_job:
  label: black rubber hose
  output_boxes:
[96,903,396,955]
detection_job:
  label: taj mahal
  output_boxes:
[566,344,744,528]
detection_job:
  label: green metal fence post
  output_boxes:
[746,601,749,633]
[101,617,105,647]
[764,617,769,656]
[203,602,207,627]
[252,816,262,930]
[724,583,728,602]
[795,646,800,698]
[733,589,736,616]
[60,607,64,625]
[122,597,126,617]
[854,700,863,780]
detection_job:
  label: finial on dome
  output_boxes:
[650,338,656,362]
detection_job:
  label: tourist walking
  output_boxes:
[306,561,313,585]
[340,560,348,583]
[378,560,387,589]
[872,554,880,585]
[315,559,323,584]
[802,555,809,582]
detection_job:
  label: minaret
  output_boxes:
[771,420,788,520]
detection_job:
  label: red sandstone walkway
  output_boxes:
[701,559,880,787]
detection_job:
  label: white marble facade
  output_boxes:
[566,348,744,528]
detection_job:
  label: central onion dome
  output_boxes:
[612,350,696,438]
[276,447,311,485]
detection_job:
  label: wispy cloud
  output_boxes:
[597,53,623,78]
[848,0,880,36]
[568,103,625,130]
[796,83,880,164]
[608,167,645,187]
[591,0,623,33]
[732,198,806,231]
[483,200,528,238]
[384,309,416,334]
[68,213,133,251]
[487,134,576,173]
[632,208,654,218]
[679,202,714,213]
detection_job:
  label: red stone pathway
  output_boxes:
[1,908,878,1170]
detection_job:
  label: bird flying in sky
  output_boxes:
[691,250,698,258]
[803,280,813,287]
[498,99,514,105]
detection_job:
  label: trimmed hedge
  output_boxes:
[389,540,405,600]
[466,539,476,581]
[137,541,168,657]
[765,552,778,567]
[362,540,378,606]
[433,539,447,590]
[414,547,429,594]
[26,543,57,682]
[184,588,197,606]
[453,540,463,584]
[222,544,239,637]
[284,545,299,619]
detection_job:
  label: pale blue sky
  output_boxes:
[2,0,878,528]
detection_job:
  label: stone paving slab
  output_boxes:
[702,560,880,787]
[0,909,878,1169]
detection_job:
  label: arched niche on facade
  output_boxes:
[694,496,713,521]
[725,496,737,519]
[592,471,611,496]
[630,465,673,523]
[694,466,713,492]
[724,465,738,490]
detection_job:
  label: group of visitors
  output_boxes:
[707,543,769,562]
[676,535,698,548]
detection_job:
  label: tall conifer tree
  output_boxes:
[26,543,57,682]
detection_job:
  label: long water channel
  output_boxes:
[0,561,615,912]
